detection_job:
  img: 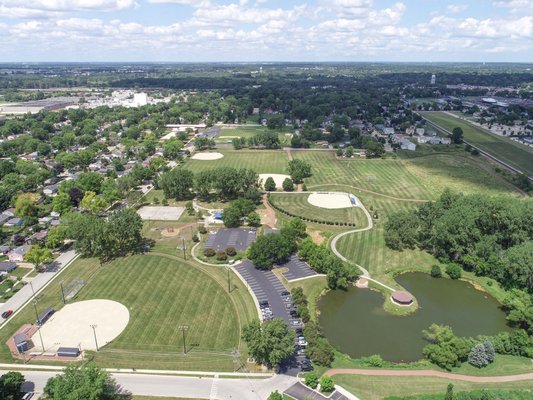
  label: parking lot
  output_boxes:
[204,228,257,252]
[234,261,310,375]
[276,255,318,281]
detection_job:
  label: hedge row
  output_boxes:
[267,193,358,227]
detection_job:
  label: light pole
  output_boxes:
[90,324,99,352]
[182,237,187,260]
[226,266,231,293]
[33,300,45,352]
[179,325,188,354]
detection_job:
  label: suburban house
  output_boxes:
[7,245,30,262]
[0,214,10,225]
[0,245,11,255]
[43,184,59,197]
[399,138,417,151]
[0,261,17,275]
[4,218,23,228]
[26,230,48,245]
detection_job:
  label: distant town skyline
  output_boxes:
[0,0,532,62]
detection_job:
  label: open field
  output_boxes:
[219,125,268,138]
[421,111,533,176]
[269,193,367,228]
[186,150,288,174]
[0,254,246,371]
[334,374,533,400]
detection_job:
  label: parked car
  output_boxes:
[1,310,13,319]
[281,290,290,296]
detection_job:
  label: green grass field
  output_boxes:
[0,254,253,371]
[186,150,288,174]
[334,374,533,400]
[421,111,533,176]
[269,192,367,228]
[219,126,268,138]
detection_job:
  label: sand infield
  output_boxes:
[191,152,224,160]
[34,299,129,352]
[259,174,291,189]
[308,192,353,209]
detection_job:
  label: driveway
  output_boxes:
[0,250,77,325]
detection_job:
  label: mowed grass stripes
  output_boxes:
[76,255,239,352]
[186,150,288,174]
[269,193,367,228]
[292,151,431,200]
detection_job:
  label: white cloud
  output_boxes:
[147,0,210,7]
[1,0,137,12]
[447,4,467,13]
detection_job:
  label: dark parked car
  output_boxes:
[281,290,290,296]
[1,310,13,319]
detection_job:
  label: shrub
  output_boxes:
[226,246,237,256]
[446,263,462,279]
[468,343,489,368]
[361,354,384,367]
[264,177,276,192]
[319,376,334,393]
[304,372,318,389]
[430,265,442,278]
[282,178,294,192]
[203,248,216,257]
[199,226,207,234]
[216,250,227,261]
[153,197,160,204]
[192,234,199,243]
[268,391,283,400]
[162,198,168,206]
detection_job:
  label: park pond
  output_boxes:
[318,272,512,362]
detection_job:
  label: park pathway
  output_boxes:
[286,148,303,192]
[325,368,533,383]
[261,193,277,228]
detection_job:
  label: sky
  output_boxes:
[0,0,532,62]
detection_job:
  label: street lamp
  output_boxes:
[33,300,45,352]
[179,325,188,354]
[90,324,99,352]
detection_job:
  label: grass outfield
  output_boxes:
[334,374,533,400]
[421,111,533,176]
[268,192,367,228]
[185,149,288,174]
[219,126,268,138]
[0,254,248,371]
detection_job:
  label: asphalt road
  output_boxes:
[4,369,297,400]
[0,250,77,323]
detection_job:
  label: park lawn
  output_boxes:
[400,153,522,198]
[219,125,268,138]
[333,374,533,400]
[292,151,431,201]
[186,149,289,174]
[0,254,247,372]
[269,193,367,228]
[421,111,533,176]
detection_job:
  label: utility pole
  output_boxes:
[33,300,45,352]
[179,325,188,354]
[90,324,99,351]
[226,266,231,293]
[60,282,65,304]
[182,237,187,260]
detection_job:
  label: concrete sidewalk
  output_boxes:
[0,250,78,326]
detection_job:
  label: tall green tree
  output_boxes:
[159,168,194,200]
[247,233,293,269]
[44,364,121,400]
[24,245,53,271]
[287,159,312,183]
[52,192,72,215]
[0,371,25,400]
[452,127,464,144]
[242,318,295,368]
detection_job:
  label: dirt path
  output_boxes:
[262,194,277,228]
[325,368,533,383]
[286,149,303,192]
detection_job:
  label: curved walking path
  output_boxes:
[325,368,533,383]
[262,193,277,228]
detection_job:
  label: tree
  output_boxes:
[345,146,354,158]
[468,343,490,368]
[319,376,335,393]
[445,383,455,400]
[0,371,25,400]
[159,168,194,200]
[287,159,312,183]
[247,212,261,227]
[52,192,72,215]
[68,186,84,207]
[24,245,53,271]
[452,127,464,144]
[431,265,442,278]
[44,363,121,400]
[194,137,216,151]
[46,226,67,249]
[446,263,462,279]
[384,211,418,250]
[15,193,38,218]
[282,178,294,192]
[364,140,384,158]
[268,391,283,400]
[304,372,318,388]
[241,318,295,368]
[106,209,143,259]
[502,288,533,333]
[247,233,293,269]
[504,242,533,293]
[163,138,184,159]
[79,191,108,214]
[264,176,276,191]
[222,206,243,228]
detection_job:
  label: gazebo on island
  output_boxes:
[391,290,414,305]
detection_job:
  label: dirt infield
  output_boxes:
[160,227,181,237]
[308,192,353,209]
[137,206,185,221]
[258,174,291,190]
[191,152,224,160]
[34,299,129,352]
